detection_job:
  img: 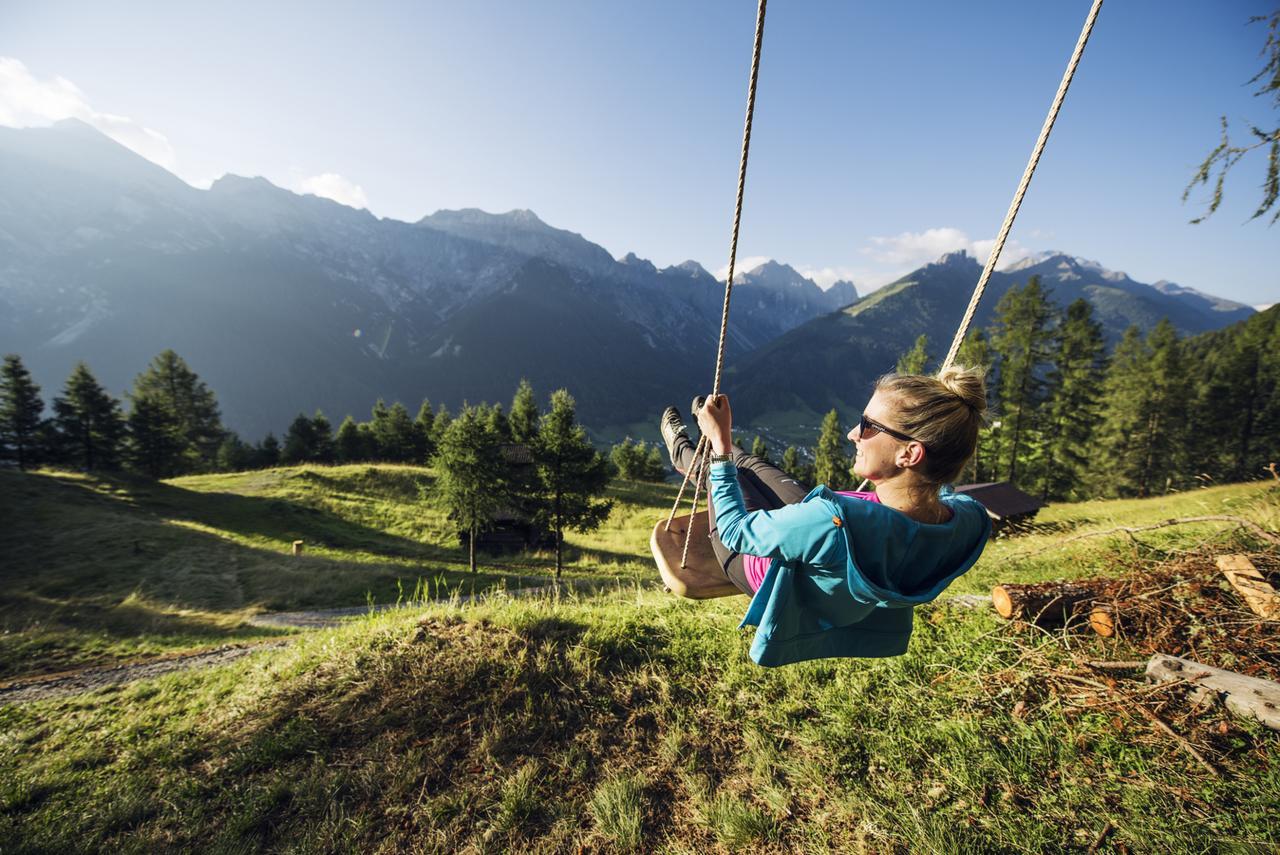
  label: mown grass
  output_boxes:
[1,467,1277,851]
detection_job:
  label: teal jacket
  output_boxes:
[709,461,990,667]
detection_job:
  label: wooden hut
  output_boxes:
[953,482,1046,534]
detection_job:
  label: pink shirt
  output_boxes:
[741,491,881,592]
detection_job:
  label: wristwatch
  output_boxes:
[708,452,733,465]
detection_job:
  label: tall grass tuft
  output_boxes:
[589,772,646,850]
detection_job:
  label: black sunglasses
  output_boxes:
[857,413,924,447]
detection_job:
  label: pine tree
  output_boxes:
[813,409,849,489]
[431,404,453,454]
[530,389,613,578]
[126,393,185,478]
[335,416,366,463]
[955,329,993,483]
[0,354,44,469]
[435,405,508,573]
[1135,320,1190,496]
[1094,326,1152,496]
[486,403,512,443]
[281,414,319,464]
[509,379,540,445]
[368,399,391,460]
[610,439,667,482]
[413,399,435,462]
[130,350,224,471]
[896,334,931,375]
[989,277,1055,489]
[256,433,281,468]
[216,433,254,472]
[1040,299,1105,500]
[312,411,336,464]
[782,445,800,477]
[53,362,125,470]
[750,435,771,463]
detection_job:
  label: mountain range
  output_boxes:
[0,119,1256,447]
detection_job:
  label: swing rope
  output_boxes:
[940,0,1104,371]
[665,0,768,568]
[666,0,1103,568]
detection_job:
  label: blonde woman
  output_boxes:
[660,367,991,666]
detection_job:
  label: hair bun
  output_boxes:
[936,364,988,416]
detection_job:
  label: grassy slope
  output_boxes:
[1,470,1278,852]
[0,465,670,680]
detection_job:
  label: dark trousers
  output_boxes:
[670,435,810,595]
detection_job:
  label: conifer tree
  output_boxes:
[1134,320,1190,496]
[896,334,931,375]
[281,414,319,464]
[368,399,392,460]
[53,362,125,470]
[782,445,800,478]
[530,389,613,578]
[486,403,512,443]
[216,433,254,472]
[435,405,508,573]
[127,393,185,478]
[413,399,435,461]
[509,379,540,445]
[378,403,415,462]
[610,438,666,482]
[335,416,365,463]
[1094,326,1152,496]
[813,409,849,489]
[431,404,453,452]
[0,354,44,469]
[256,433,281,468]
[955,329,993,483]
[312,411,336,464]
[989,277,1055,488]
[750,435,771,463]
[130,350,224,471]
[1040,299,1105,500]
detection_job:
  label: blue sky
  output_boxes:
[1,0,1276,305]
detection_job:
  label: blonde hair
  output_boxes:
[874,364,988,486]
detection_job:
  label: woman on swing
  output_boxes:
[660,366,991,666]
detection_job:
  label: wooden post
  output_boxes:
[292,540,304,556]
[1145,654,1280,731]
[1216,554,1280,619]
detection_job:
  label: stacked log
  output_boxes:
[991,580,1110,627]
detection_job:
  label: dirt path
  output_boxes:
[3,586,992,704]
[2,580,605,704]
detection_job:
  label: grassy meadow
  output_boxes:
[1,465,1277,852]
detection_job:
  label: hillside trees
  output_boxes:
[434,405,509,573]
[0,354,44,469]
[509,379,540,445]
[127,394,185,477]
[814,409,850,489]
[130,350,225,472]
[989,276,1055,488]
[955,329,994,484]
[52,362,125,471]
[531,389,613,578]
[281,411,336,464]
[896,334,931,375]
[1040,299,1106,501]
[610,438,666,481]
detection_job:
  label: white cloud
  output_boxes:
[854,227,1035,290]
[712,255,772,281]
[0,57,177,170]
[796,265,867,291]
[296,172,369,210]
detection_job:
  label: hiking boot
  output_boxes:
[660,406,690,469]
[690,395,707,417]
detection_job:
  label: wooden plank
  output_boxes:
[1145,654,1280,731]
[651,513,741,600]
[1216,554,1280,619]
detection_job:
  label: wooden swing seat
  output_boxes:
[650,512,741,599]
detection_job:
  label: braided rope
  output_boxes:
[666,0,768,565]
[940,0,1104,372]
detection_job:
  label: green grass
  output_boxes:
[1,466,1277,851]
[0,464,673,680]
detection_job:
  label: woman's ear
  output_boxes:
[898,442,926,468]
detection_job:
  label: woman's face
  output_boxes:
[848,391,919,482]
